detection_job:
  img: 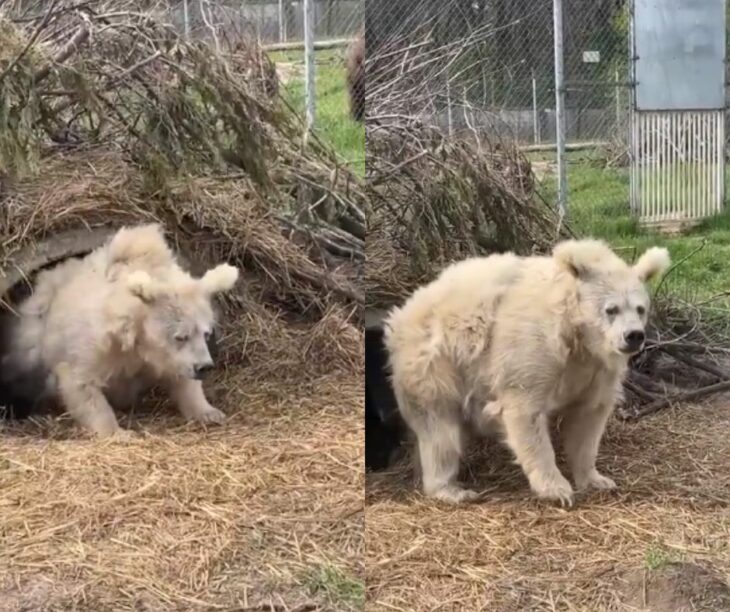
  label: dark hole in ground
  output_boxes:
[0,256,88,421]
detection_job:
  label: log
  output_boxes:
[0,228,114,297]
[262,38,355,52]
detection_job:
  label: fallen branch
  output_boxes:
[262,37,354,52]
[659,345,729,381]
[33,20,90,84]
[626,380,730,420]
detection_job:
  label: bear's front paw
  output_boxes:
[428,484,481,505]
[105,428,138,443]
[194,405,226,425]
[576,469,616,491]
[529,472,575,507]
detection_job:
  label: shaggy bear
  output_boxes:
[384,239,670,505]
[0,223,238,436]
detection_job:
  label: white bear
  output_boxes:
[1,223,239,437]
[384,239,670,505]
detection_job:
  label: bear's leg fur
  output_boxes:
[398,390,479,503]
[55,363,121,436]
[561,402,616,491]
[500,390,575,506]
[167,378,225,424]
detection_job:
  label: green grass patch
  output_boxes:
[535,150,730,300]
[269,48,364,177]
[644,542,675,571]
[305,564,364,609]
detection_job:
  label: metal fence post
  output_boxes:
[183,0,190,39]
[532,69,539,144]
[614,65,621,131]
[304,0,316,136]
[278,0,285,42]
[553,0,568,217]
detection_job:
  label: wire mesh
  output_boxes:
[163,0,361,44]
[365,0,730,303]
[364,0,631,214]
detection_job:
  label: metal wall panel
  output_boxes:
[634,0,725,111]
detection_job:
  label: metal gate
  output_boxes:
[630,0,727,227]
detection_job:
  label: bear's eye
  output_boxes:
[175,333,189,344]
[204,331,212,342]
[605,305,619,316]
[637,305,646,316]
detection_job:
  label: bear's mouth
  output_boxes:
[619,344,644,355]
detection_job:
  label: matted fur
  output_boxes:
[1,223,239,437]
[384,239,671,505]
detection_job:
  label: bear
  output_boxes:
[383,239,671,506]
[0,223,239,437]
[346,28,365,122]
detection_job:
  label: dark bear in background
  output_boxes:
[365,314,405,471]
[346,28,365,122]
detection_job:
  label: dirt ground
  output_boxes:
[365,401,730,611]
[0,369,364,612]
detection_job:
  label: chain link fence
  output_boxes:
[162,0,361,44]
[365,0,628,196]
[366,0,630,138]
[368,0,730,298]
[148,2,363,171]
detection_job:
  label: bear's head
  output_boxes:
[124,263,239,380]
[554,239,670,359]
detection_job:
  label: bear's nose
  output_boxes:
[624,330,645,347]
[193,363,214,379]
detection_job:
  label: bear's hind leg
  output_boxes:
[416,418,478,504]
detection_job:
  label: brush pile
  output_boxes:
[621,286,730,420]
[365,120,567,309]
[0,0,366,376]
[364,16,569,308]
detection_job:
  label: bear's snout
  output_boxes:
[193,361,214,379]
[621,329,646,354]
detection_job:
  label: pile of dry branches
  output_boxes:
[0,0,365,322]
[364,16,569,307]
[621,282,730,420]
[365,118,568,309]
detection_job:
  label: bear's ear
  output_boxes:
[126,270,164,303]
[200,264,239,295]
[553,239,612,279]
[633,246,671,282]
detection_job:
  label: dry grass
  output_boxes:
[1,148,362,311]
[365,400,730,611]
[0,370,364,612]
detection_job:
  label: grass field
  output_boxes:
[269,48,364,177]
[534,149,730,301]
